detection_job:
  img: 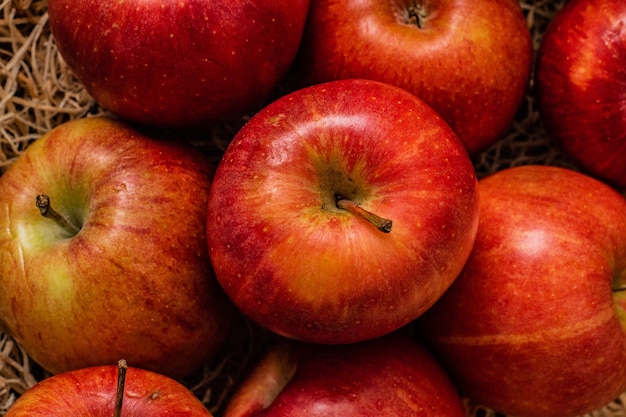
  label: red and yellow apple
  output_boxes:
[207,78,479,344]
[417,165,626,417]
[0,117,235,379]
[292,0,533,154]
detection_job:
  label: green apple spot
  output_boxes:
[35,194,81,237]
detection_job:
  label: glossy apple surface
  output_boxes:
[47,0,310,128]
[417,165,626,417]
[292,0,533,154]
[0,117,234,379]
[207,79,479,344]
[223,332,466,417]
[536,0,626,190]
[5,363,213,416]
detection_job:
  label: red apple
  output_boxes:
[223,332,466,417]
[46,0,310,128]
[5,360,213,416]
[291,0,533,155]
[0,117,235,379]
[206,78,479,344]
[536,0,626,190]
[417,165,626,417]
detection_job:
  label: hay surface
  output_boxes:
[0,0,622,416]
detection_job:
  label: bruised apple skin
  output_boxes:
[0,117,235,379]
[417,165,626,417]
[206,79,479,345]
[223,332,466,417]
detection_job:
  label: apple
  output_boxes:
[290,0,533,155]
[223,332,466,417]
[416,164,626,417]
[5,360,213,416]
[535,0,626,190]
[0,116,235,379]
[206,78,480,345]
[46,0,310,128]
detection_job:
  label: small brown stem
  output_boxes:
[336,197,392,233]
[114,359,128,417]
[35,194,80,235]
[407,1,426,28]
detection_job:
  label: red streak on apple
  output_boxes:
[207,79,479,344]
[0,117,234,378]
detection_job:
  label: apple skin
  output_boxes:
[291,0,533,155]
[536,0,626,190]
[0,117,235,379]
[5,364,213,416]
[416,165,626,417]
[223,332,466,417]
[46,0,310,128]
[206,78,479,344]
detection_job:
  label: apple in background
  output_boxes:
[536,0,626,190]
[5,360,213,416]
[207,78,479,345]
[416,165,626,417]
[290,0,533,155]
[0,117,235,379]
[46,0,310,129]
[223,332,466,417]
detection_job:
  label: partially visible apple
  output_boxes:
[291,0,533,154]
[0,117,235,379]
[47,0,310,128]
[223,332,466,417]
[5,360,213,416]
[417,165,626,417]
[207,78,479,344]
[536,0,626,190]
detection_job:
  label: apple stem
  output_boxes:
[35,194,81,235]
[114,359,128,417]
[335,197,392,233]
[407,2,426,28]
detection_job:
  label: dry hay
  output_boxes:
[0,0,621,416]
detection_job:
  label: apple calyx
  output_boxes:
[35,194,81,236]
[335,196,392,233]
[114,359,128,417]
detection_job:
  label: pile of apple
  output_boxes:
[1,0,625,416]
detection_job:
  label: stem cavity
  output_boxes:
[335,197,392,233]
[406,1,426,28]
[35,194,81,236]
